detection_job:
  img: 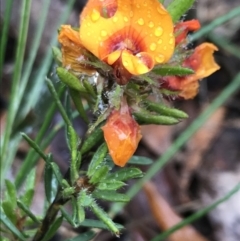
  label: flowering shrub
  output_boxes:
[1,1,223,240]
[57,0,219,168]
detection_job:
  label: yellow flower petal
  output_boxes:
[80,0,174,76]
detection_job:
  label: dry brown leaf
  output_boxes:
[141,125,174,155]
[143,181,209,241]
[180,107,226,196]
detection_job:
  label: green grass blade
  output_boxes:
[18,0,76,120]
[208,34,240,59]
[1,0,32,173]
[151,183,240,241]
[15,0,52,125]
[0,0,14,76]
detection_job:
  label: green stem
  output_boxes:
[46,78,72,127]
[1,0,32,179]
[15,87,65,189]
[191,6,240,41]
[151,183,240,241]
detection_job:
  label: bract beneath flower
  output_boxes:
[80,0,175,81]
[163,43,220,99]
[175,19,201,45]
[58,25,95,75]
[102,109,142,167]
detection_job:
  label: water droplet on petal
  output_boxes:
[136,4,140,8]
[91,9,100,22]
[113,16,118,23]
[124,17,129,22]
[158,39,162,44]
[150,43,157,51]
[148,21,154,28]
[163,46,167,50]
[138,18,144,26]
[155,27,163,37]
[169,38,174,45]
[87,32,91,36]
[123,60,128,67]
[101,30,107,37]
[155,54,165,63]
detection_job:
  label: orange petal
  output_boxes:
[188,43,220,79]
[175,20,201,45]
[163,43,220,99]
[102,109,142,167]
[80,0,174,73]
[58,25,95,75]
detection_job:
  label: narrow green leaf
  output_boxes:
[44,163,57,203]
[88,143,108,177]
[50,162,63,185]
[65,231,96,241]
[98,180,126,191]
[80,127,104,155]
[17,200,40,224]
[90,201,119,236]
[72,231,97,241]
[46,78,72,127]
[68,125,81,183]
[57,67,87,93]
[21,133,48,162]
[89,166,109,184]
[82,79,97,99]
[107,167,143,181]
[5,180,17,208]
[93,190,130,202]
[0,207,26,241]
[153,65,194,76]
[133,111,180,125]
[60,207,75,226]
[78,190,93,207]
[2,201,17,225]
[76,196,85,223]
[52,46,62,65]
[128,156,153,165]
[142,100,189,119]
[167,0,195,23]
[69,88,89,123]
[20,169,36,207]
[41,216,63,241]
[80,219,124,230]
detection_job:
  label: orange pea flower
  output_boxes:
[174,19,201,45]
[102,107,142,167]
[79,0,175,84]
[163,43,220,99]
[58,25,95,75]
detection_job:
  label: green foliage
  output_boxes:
[153,65,194,76]
[167,0,195,23]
